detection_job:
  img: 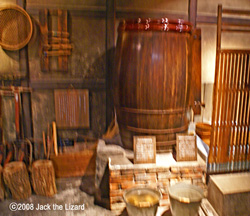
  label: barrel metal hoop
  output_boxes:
[118,23,192,33]
[124,124,188,134]
[157,140,176,146]
[118,106,187,115]
[118,19,192,33]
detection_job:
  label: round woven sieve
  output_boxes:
[0,4,33,50]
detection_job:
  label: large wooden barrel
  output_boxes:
[114,18,192,152]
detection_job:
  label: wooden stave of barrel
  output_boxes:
[114,18,192,152]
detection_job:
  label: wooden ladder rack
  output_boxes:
[39,9,73,72]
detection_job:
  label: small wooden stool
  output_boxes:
[3,161,31,200]
[31,159,57,197]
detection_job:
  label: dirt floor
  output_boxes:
[0,177,115,216]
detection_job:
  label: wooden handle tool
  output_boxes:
[42,131,47,158]
[52,121,58,155]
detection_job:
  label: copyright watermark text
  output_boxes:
[9,202,85,211]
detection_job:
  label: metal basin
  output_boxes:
[169,183,204,216]
[123,187,161,216]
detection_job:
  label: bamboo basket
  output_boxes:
[50,140,97,178]
[0,4,33,50]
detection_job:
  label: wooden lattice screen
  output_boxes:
[208,5,250,172]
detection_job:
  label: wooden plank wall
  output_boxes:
[6,0,250,147]
[25,0,250,129]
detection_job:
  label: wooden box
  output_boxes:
[50,141,97,178]
[208,172,250,216]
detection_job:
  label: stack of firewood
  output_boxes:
[1,138,57,200]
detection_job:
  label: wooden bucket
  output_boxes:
[114,18,192,151]
[195,122,211,146]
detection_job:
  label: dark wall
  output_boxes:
[1,0,250,146]
[0,0,107,145]
[27,13,106,141]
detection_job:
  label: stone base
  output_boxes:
[108,153,207,215]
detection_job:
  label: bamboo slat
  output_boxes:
[39,9,49,71]
[58,9,63,70]
[210,49,250,171]
[54,89,90,128]
[209,5,250,172]
[62,10,68,71]
[39,9,71,72]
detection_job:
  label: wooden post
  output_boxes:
[189,29,202,115]
[0,95,3,143]
[188,0,202,115]
[17,0,33,139]
[188,0,197,28]
[216,5,222,51]
[106,0,116,128]
[209,5,223,164]
[21,92,33,139]
[0,165,4,201]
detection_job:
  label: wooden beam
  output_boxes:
[106,0,116,128]
[16,0,33,139]
[197,15,250,25]
[27,6,250,27]
[223,8,250,16]
[188,0,197,28]
[222,28,250,33]
[27,6,106,17]
[116,8,187,20]
[29,79,106,91]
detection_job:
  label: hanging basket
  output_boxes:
[0,4,33,50]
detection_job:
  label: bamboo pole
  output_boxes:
[52,122,58,156]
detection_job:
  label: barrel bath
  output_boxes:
[114,18,192,151]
